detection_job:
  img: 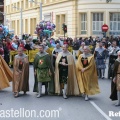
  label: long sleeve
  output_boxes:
[33,54,39,70]
[46,55,54,74]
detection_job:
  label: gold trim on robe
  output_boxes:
[55,52,80,95]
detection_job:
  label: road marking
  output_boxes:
[90,101,112,120]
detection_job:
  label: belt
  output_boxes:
[37,67,48,70]
[117,73,120,74]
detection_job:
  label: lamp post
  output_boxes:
[0,11,6,25]
[29,0,42,21]
[12,6,23,39]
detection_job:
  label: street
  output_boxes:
[0,66,120,120]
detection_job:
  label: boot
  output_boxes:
[63,84,67,99]
[85,95,89,101]
[37,82,42,98]
[115,91,120,106]
[101,69,105,79]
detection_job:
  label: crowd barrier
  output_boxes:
[9,50,29,65]
[9,47,74,65]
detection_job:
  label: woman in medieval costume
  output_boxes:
[110,51,120,106]
[76,46,100,101]
[13,47,29,97]
[0,55,12,90]
[55,44,80,99]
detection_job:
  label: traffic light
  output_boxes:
[62,23,67,33]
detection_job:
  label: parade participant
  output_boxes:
[76,46,100,101]
[0,55,12,90]
[13,47,29,97]
[52,43,62,67]
[33,44,54,98]
[110,51,120,106]
[108,40,120,79]
[94,42,106,79]
[77,42,85,57]
[109,41,120,56]
[55,44,80,99]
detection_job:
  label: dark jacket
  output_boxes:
[110,60,119,101]
[72,41,80,50]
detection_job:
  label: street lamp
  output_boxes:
[0,11,6,25]
[106,0,112,3]
[29,0,42,21]
[12,6,23,39]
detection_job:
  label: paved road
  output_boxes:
[0,66,120,120]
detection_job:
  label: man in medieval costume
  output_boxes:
[13,47,29,97]
[52,43,62,68]
[33,44,54,98]
[0,55,12,90]
[110,51,120,106]
[55,44,80,99]
[76,46,100,101]
[94,41,107,79]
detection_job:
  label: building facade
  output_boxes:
[4,0,120,38]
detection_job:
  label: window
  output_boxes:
[30,18,37,35]
[56,14,66,35]
[81,13,87,34]
[8,5,10,13]
[12,20,15,30]
[92,13,104,35]
[21,1,24,9]
[6,6,8,13]
[61,14,66,35]
[25,0,28,9]
[56,15,60,34]
[25,19,28,33]
[17,20,20,35]
[17,2,20,11]
[110,13,120,36]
